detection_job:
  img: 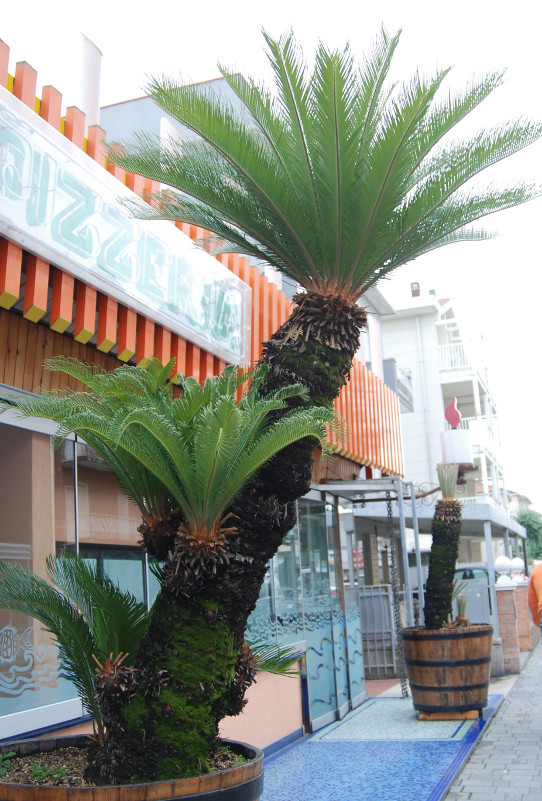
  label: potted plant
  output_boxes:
[0,359,331,796]
[402,464,493,718]
[1,24,539,788]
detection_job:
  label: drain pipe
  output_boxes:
[416,315,434,482]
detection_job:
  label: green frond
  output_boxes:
[109,28,541,301]
[0,555,152,739]
[247,637,303,676]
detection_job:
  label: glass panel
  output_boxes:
[0,424,79,721]
[246,566,276,645]
[325,498,349,717]
[337,499,365,704]
[298,496,337,730]
[75,442,141,548]
[273,523,304,647]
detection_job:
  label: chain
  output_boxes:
[387,491,409,698]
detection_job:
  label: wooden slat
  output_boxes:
[87,125,107,165]
[199,349,214,382]
[0,309,10,383]
[136,316,155,366]
[126,171,145,196]
[40,85,62,128]
[74,283,97,343]
[50,268,74,333]
[13,61,37,108]
[247,266,261,363]
[96,294,118,352]
[117,306,137,362]
[0,238,23,309]
[23,254,49,322]
[0,40,9,88]
[20,315,38,392]
[185,342,201,383]
[3,314,21,387]
[64,106,86,148]
[170,334,187,382]
[155,326,172,365]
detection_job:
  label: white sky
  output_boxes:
[3,0,542,511]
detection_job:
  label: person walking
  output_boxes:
[528,561,542,633]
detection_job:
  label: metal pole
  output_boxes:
[395,477,414,626]
[484,520,500,638]
[409,481,425,625]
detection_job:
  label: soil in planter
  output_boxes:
[0,742,247,787]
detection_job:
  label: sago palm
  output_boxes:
[0,357,332,781]
[0,553,151,743]
[103,27,542,782]
[115,21,541,700]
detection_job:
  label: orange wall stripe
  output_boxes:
[155,326,172,365]
[136,315,155,366]
[186,342,201,383]
[23,255,49,322]
[107,143,126,181]
[117,306,137,361]
[248,266,261,364]
[87,125,107,165]
[50,269,74,333]
[258,274,269,345]
[213,356,227,374]
[0,238,22,309]
[200,349,214,382]
[144,178,159,206]
[170,334,187,382]
[126,171,145,196]
[74,283,97,343]
[40,85,62,128]
[64,106,86,148]
[13,61,37,108]
[0,41,9,87]
[268,282,278,338]
[96,295,118,352]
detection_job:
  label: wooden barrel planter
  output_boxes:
[401,624,493,716]
[0,736,263,801]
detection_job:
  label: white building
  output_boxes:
[378,283,526,568]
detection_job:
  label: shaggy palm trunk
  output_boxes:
[423,498,463,629]
[91,293,366,783]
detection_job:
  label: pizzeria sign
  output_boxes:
[0,85,251,365]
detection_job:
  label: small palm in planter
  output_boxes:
[0,358,332,789]
[402,464,493,718]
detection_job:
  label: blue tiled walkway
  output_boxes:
[262,695,502,801]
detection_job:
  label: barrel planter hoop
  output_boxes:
[401,624,493,715]
[0,737,264,801]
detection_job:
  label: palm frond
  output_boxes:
[109,28,542,302]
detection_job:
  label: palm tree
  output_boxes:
[424,463,463,629]
[109,25,541,741]
[1,357,332,781]
[0,553,151,744]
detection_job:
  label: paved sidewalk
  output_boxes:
[444,642,542,801]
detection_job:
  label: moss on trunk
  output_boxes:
[423,499,462,630]
[91,297,364,783]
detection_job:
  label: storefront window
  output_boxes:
[0,423,81,735]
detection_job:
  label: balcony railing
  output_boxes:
[439,343,468,370]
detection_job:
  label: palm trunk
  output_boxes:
[91,293,365,782]
[423,498,462,629]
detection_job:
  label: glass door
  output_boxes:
[298,495,337,731]
[325,496,350,719]
[337,499,366,708]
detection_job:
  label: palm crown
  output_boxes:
[1,358,332,562]
[115,28,542,302]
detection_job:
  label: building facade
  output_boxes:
[378,284,526,632]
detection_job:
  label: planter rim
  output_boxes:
[0,736,263,791]
[402,624,493,641]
